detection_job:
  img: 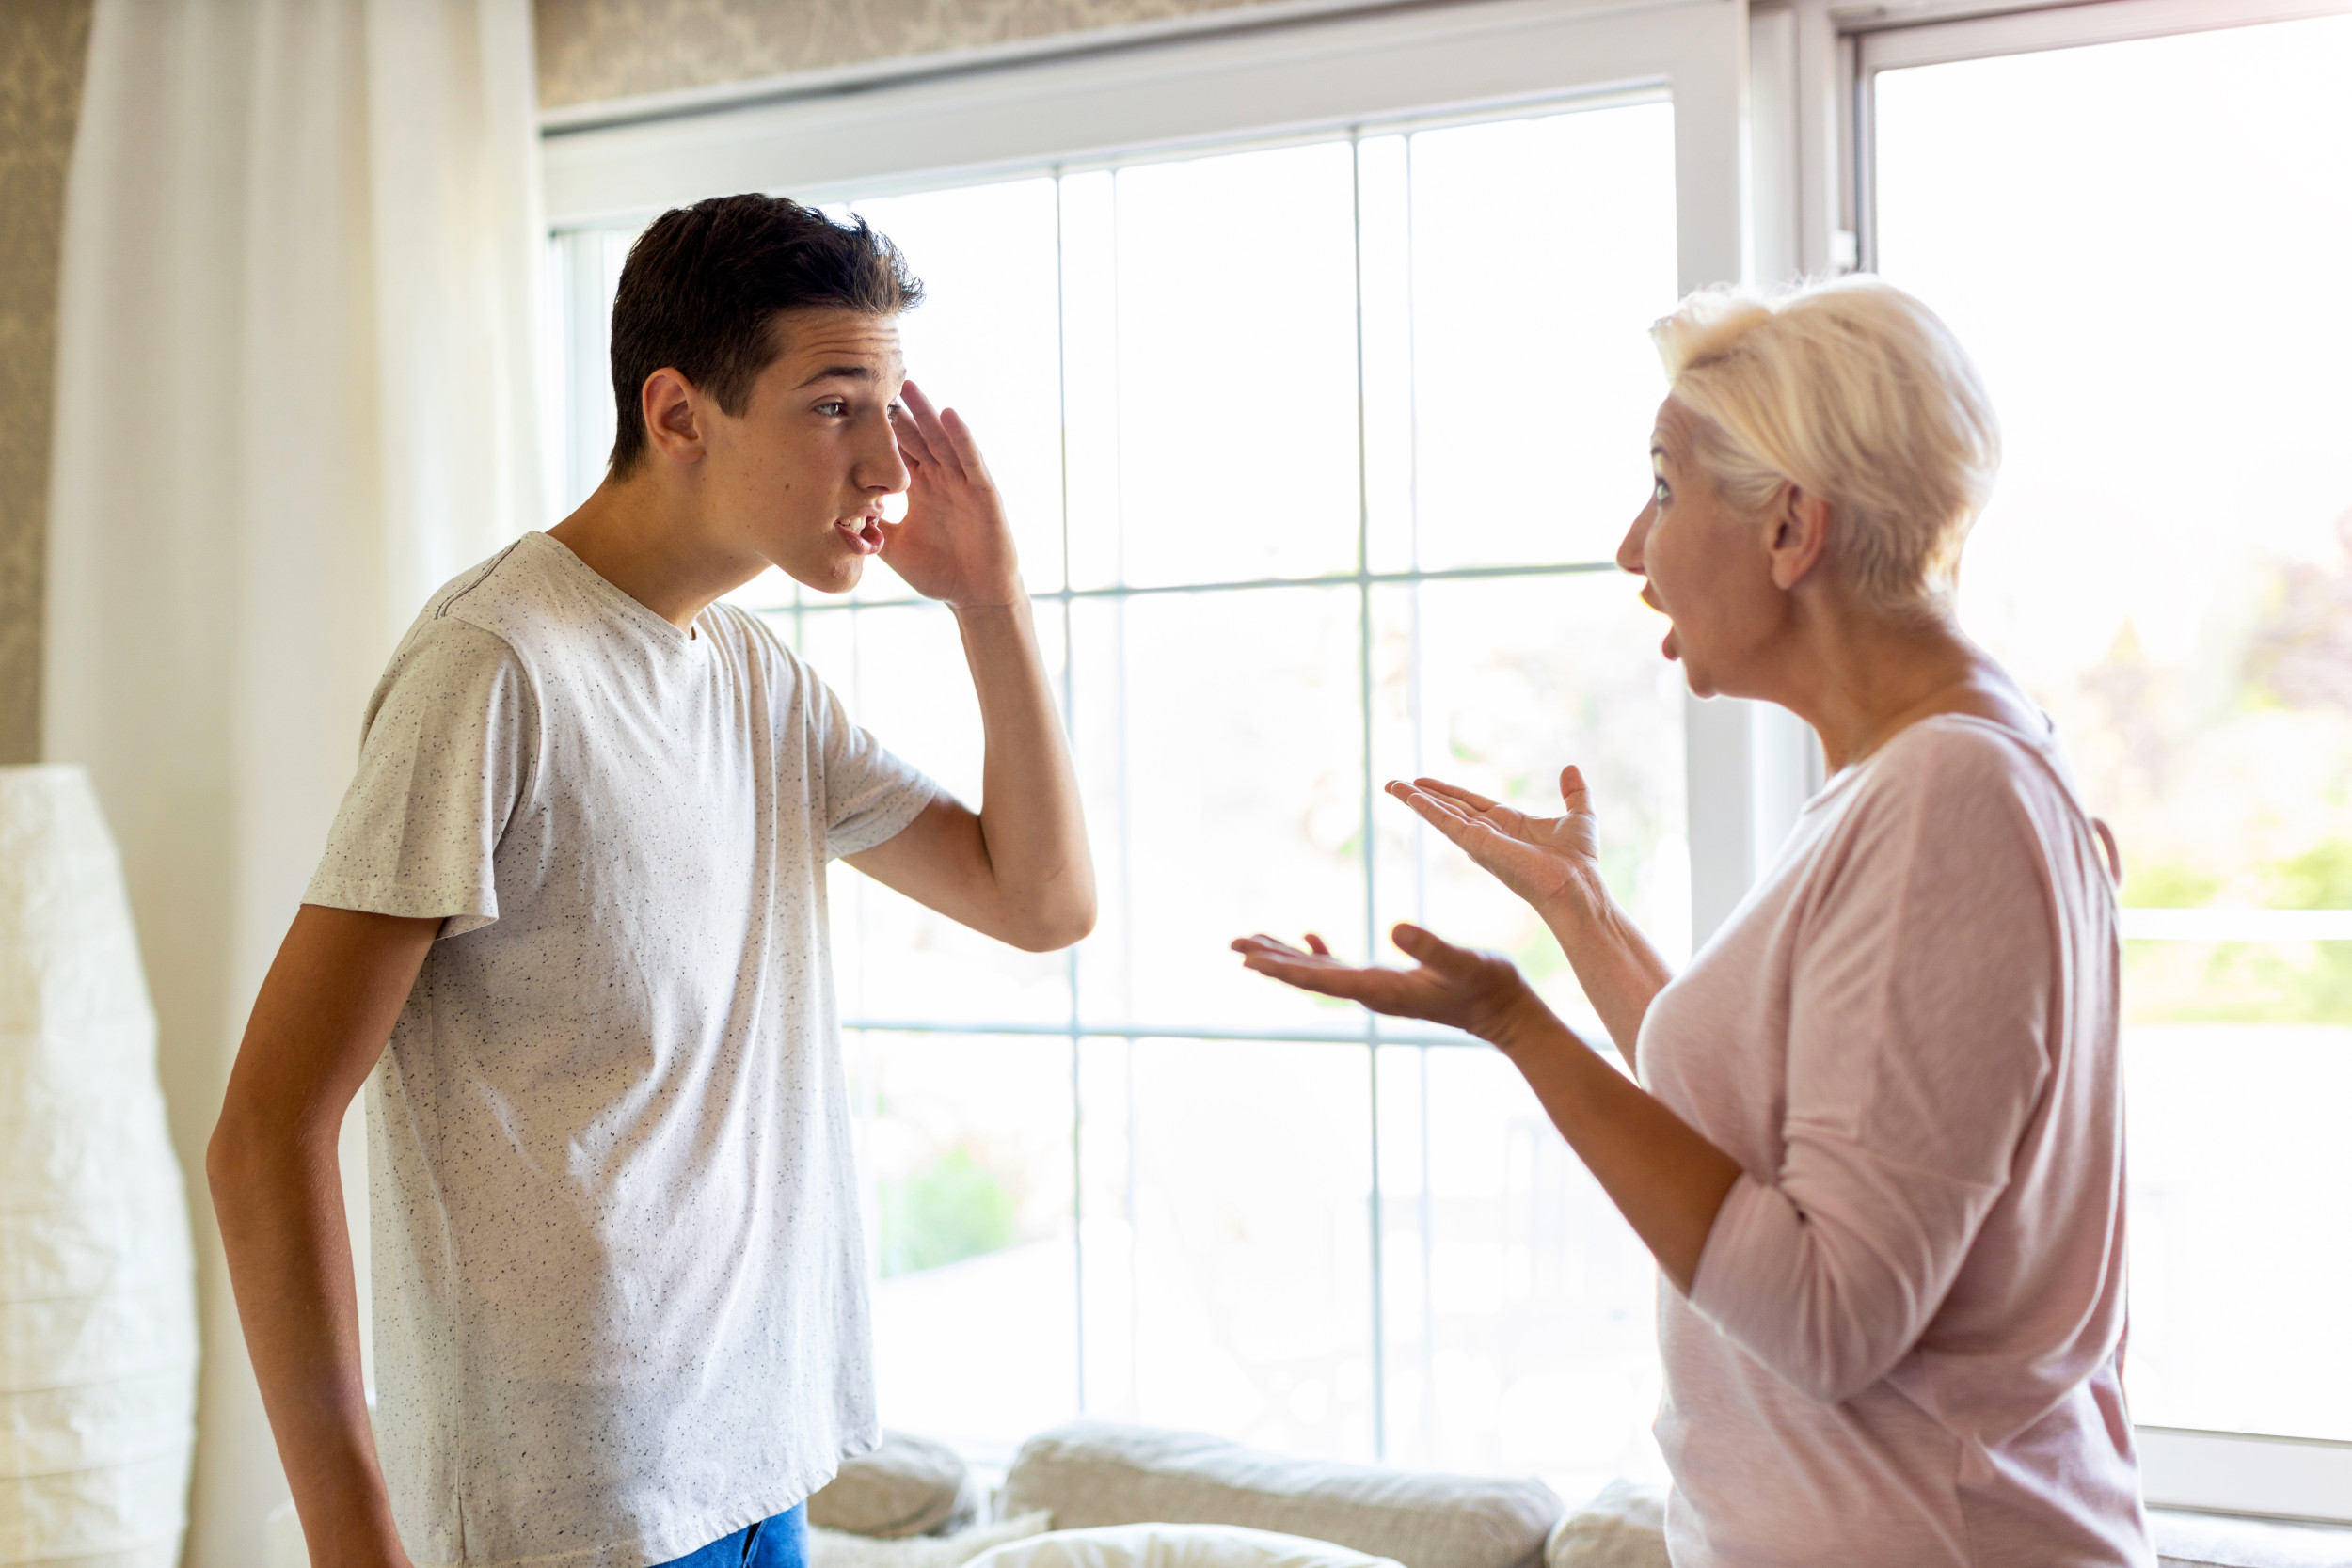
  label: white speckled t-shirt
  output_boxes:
[306,531,935,1568]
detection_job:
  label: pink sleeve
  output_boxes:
[1686,731,2057,1405]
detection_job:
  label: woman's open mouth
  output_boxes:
[835,516,885,555]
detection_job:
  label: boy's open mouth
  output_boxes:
[835,515,885,555]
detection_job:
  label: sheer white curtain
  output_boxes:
[43,1,546,1561]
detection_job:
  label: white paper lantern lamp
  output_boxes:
[0,765,199,1567]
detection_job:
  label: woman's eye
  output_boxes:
[1652,478,1671,505]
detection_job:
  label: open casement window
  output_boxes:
[544,0,1763,1505]
[1773,0,2352,1524]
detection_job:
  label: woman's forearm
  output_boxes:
[1538,877,1676,1067]
[1488,1000,1740,1294]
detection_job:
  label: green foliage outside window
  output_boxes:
[878,1146,1018,1278]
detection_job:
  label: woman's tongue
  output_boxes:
[836,516,884,555]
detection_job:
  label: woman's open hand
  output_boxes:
[1230,924,1549,1046]
[1388,766,1604,918]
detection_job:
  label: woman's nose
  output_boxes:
[1616,507,1651,575]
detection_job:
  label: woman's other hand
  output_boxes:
[1230,925,1554,1048]
[1388,766,1602,919]
[1391,765,1674,1065]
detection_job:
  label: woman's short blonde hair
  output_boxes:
[1653,277,2000,617]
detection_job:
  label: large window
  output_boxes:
[1853,0,2352,1515]
[553,98,1692,1506]
[541,0,2352,1527]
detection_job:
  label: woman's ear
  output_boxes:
[1766,484,1833,591]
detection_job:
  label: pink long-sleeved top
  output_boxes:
[1639,714,2153,1566]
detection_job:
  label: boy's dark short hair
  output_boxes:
[607,193,923,475]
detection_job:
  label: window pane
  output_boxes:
[1406,102,1678,571]
[1376,1043,1662,1504]
[1873,13,2352,1440]
[852,1031,1079,1448]
[854,178,1068,597]
[1372,573,1692,1039]
[1073,588,1365,1032]
[1077,1036,1376,1460]
[800,601,1073,1028]
[1108,141,1362,588]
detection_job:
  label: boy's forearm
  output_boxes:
[212,1132,408,1568]
[952,593,1095,947]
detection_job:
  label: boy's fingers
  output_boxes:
[898,382,967,479]
[889,404,938,466]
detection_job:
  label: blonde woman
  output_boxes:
[1236,279,2151,1566]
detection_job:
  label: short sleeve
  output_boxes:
[1687,725,2058,1404]
[808,666,936,862]
[304,619,535,938]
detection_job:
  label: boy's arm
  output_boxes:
[209,905,439,1568]
[846,381,1094,952]
[846,594,1093,952]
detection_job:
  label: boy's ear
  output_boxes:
[641,368,706,464]
[1766,483,1834,592]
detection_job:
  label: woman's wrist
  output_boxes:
[1534,864,1613,938]
[1476,984,1575,1060]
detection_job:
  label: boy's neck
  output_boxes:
[548,472,768,632]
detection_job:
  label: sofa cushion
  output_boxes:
[810,1430,981,1538]
[2149,1510,2352,1568]
[813,1511,1056,1568]
[1544,1481,1664,1568]
[967,1523,1404,1568]
[1534,1482,2352,1568]
[1000,1421,1560,1568]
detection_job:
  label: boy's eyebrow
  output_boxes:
[794,364,874,388]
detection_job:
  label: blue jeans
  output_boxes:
[655,1503,807,1568]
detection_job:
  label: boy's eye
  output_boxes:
[1653,478,1671,505]
[817,400,847,416]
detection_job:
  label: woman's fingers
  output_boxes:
[1388,782,1487,839]
[1391,921,1479,974]
[1411,776,1502,814]
[1391,783,1525,865]
[1558,764,1592,814]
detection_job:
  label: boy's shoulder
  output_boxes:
[414,534,575,657]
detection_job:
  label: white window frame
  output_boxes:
[540,0,1804,951]
[539,0,2352,1522]
[1771,0,2352,1524]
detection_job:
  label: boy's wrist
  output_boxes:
[947,579,1027,616]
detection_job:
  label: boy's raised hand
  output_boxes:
[882,379,1023,609]
[1388,765,1605,917]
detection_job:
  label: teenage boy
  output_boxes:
[209,194,1093,1568]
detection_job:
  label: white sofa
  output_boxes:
[838,1420,2352,1568]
